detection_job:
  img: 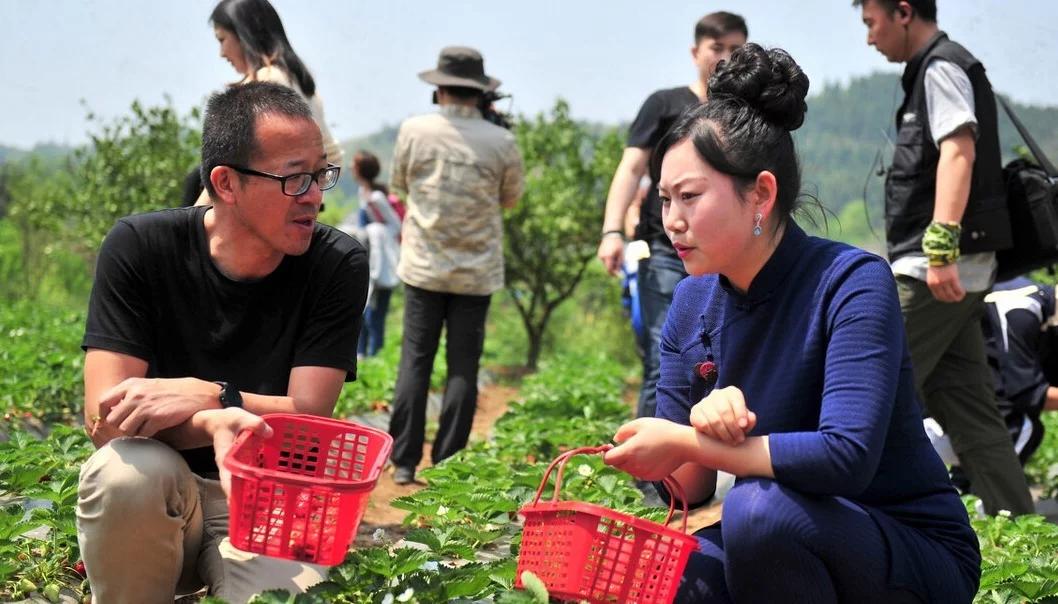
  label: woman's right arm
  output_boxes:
[608,283,719,503]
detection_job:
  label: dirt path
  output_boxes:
[354,385,519,543]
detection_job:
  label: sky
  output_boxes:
[2,0,1056,149]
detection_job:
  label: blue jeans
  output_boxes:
[637,247,687,418]
[358,287,394,357]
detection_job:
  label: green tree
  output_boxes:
[0,100,201,305]
[503,100,623,369]
[70,100,201,255]
[0,158,76,302]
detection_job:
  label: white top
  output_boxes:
[249,66,345,165]
[360,187,401,289]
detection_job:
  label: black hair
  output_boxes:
[200,81,314,198]
[352,150,388,195]
[210,0,317,97]
[439,85,483,100]
[694,11,749,44]
[851,0,937,23]
[181,166,203,206]
[650,43,811,232]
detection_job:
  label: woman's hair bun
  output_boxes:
[708,43,810,131]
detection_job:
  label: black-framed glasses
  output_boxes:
[222,163,341,196]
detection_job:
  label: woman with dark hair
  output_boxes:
[603,44,980,602]
[187,0,343,206]
[210,0,342,162]
[346,150,401,357]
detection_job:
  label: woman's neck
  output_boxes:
[724,223,786,294]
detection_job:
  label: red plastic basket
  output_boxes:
[515,445,699,604]
[223,413,392,566]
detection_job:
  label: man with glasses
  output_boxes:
[76,82,368,603]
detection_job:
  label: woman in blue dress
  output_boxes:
[603,43,980,603]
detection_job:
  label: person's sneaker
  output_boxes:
[393,466,416,485]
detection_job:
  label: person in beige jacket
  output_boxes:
[387,47,524,485]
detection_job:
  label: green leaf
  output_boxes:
[247,589,295,604]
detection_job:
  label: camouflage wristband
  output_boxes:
[922,221,962,267]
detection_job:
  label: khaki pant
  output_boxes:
[897,276,1034,515]
[77,438,328,604]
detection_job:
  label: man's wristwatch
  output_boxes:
[213,381,243,409]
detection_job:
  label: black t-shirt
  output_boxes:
[83,205,369,474]
[627,86,701,256]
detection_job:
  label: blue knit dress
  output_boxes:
[657,223,980,602]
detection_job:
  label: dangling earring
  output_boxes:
[752,213,763,237]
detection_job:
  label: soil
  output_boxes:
[353,384,519,545]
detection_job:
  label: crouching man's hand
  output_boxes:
[98,377,224,438]
[196,408,273,499]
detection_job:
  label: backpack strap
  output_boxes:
[998,95,1058,178]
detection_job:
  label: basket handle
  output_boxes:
[531,445,691,533]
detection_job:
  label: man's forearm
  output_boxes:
[602,164,644,233]
[933,133,976,224]
[157,391,330,450]
[1045,386,1058,412]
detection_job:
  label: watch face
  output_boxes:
[217,382,242,408]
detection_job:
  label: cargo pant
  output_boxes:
[897,277,1035,515]
[76,437,328,604]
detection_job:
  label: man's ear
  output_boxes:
[209,165,239,205]
[896,1,914,23]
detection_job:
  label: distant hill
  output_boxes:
[797,72,1058,225]
[0,143,74,165]
[332,72,1058,222]
[6,72,1057,241]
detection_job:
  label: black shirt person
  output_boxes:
[596,11,747,421]
[76,82,368,604]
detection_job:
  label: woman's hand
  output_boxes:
[690,386,757,445]
[197,408,273,498]
[603,418,692,481]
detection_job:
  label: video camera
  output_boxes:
[479,90,513,130]
[431,89,514,130]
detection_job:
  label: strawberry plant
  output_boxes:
[970,496,1058,603]
[0,425,93,601]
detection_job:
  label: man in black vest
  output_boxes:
[856,0,1033,515]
